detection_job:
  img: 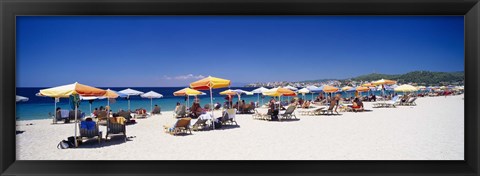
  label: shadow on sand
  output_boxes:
[76,135,128,149]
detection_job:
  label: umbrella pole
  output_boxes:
[210,87,215,130]
[89,103,92,114]
[150,98,153,113]
[74,105,78,147]
[54,100,57,122]
[128,96,130,111]
[257,94,259,107]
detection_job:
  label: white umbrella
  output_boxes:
[306,85,320,101]
[140,91,163,112]
[284,85,298,91]
[119,88,144,110]
[16,95,29,102]
[80,96,98,114]
[252,87,269,106]
[298,88,310,99]
[231,89,253,107]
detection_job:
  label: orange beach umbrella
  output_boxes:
[190,76,231,130]
[39,82,106,147]
[322,85,339,93]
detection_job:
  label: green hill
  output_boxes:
[348,71,464,85]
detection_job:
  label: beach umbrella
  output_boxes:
[394,84,418,93]
[263,87,296,108]
[16,95,29,102]
[80,96,98,114]
[39,82,106,147]
[306,85,322,101]
[220,89,237,96]
[322,85,339,93]
[190,76,231,130]
[298,88,310,99]
[263,87,296,97]
[119,88,144,111]
[372,79,396,86]
[252,87,269,106]
[341,87,355,98]
[284,85,298,91]
[141,91,163,113]
[341,86,353,91]
[372,79,397,99]
[173,88,204,107]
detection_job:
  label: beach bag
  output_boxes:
[57,140,71,149]
[214,118,222,129]
[67,136,81,147]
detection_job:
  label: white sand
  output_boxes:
[16,95,464,160]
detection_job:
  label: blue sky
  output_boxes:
[16,16,464,87]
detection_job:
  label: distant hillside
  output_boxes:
[348,71,464,85]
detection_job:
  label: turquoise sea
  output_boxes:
[16,87,403,120]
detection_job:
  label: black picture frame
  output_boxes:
[1,0,478,175]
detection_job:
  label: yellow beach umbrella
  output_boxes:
[190,76,231,90]
[356,86,370,92]
[263,87,296,97]
[39,82,106,98]
[394,84,418,92]
[372,79,396,86]
[219,89,237,96]
[323,85,339,93]
[39,82,106,147]
[190,76,231,130]
[362,83,376,88]
[173,88,204,108]
[341,86,353,91]
[173,88,202,96]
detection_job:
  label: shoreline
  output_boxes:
[16,95,464,160]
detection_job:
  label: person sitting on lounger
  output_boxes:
[189,102,202,119]
[401,95,409,103]
[152,104,161,114]
[268,98,279,121]
[351,97,364,111]
[175,102,181,112]
[302,100,311,109]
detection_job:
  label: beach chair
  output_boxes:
[173,105,187,118]
[373,96,400,108]
[135,109,148,119]
[192,119,209,131]
[152,106,161,115]
[222,109,238,125]
[68,110,84,122]
[106,117,127,142]
[280,106,297,120]
[163,118,192,135]
[320,102,337,115]
[96,110,108,121]
[403,97,417,106]
[78,121,102,144]
[51,110,69,124]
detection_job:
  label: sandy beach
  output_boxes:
[16,95,464,160]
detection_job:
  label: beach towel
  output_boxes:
[80,121,96,130]
[60,110,70,118]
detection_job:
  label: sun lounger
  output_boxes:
[320,103,337,115]
[373,96,400,108]
[163,118,192,135]
[222,109,238,125]
[192,119,209,131]
[79,120,102,144]
[173,105,187,118]
[400,97,417,106]
[106,117,127,142]
[280,106,297,120]
[135,109,148,119]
